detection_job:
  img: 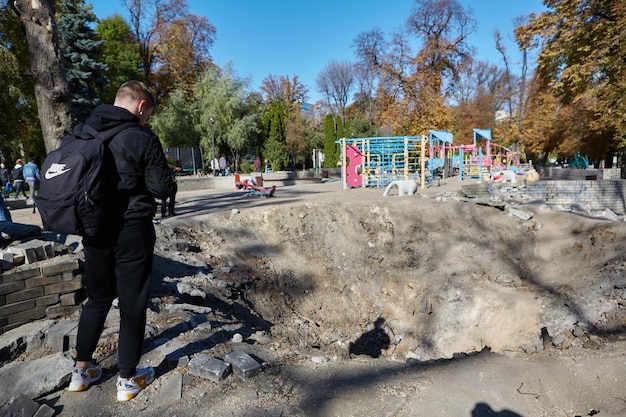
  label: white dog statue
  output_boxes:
[383,179,418,197]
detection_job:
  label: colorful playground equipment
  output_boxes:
[339,136,427,190]
[568,152,589,169]
[452,129,523,180]
[338,128,523,189]
[234,174,276,197]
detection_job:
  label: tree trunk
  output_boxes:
[15,0,72,153]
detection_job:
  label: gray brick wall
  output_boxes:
[0,258,83,334]
[523,180,626,212]
[462,179,626,214]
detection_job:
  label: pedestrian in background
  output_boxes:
[22,157,40,200]
[161,153,178,217]
[0,162,9,198]
[11,159,25,198]
[210,156,219,176]
[254,156,262,172]
[219,154,227,176]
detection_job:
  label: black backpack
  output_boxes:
[36,122,136,236]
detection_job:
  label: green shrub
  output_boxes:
[239,162,253,173]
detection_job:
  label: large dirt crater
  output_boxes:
[157,197,626,362]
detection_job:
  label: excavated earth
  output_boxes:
[7,177,626,416]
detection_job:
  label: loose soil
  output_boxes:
[8,177,626,416]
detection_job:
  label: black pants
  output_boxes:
[161,183,177,217]
[75,217,156,378]
[13,180,24,198]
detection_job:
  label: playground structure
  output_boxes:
[234,174,276,198]
[338,128,524,190]
[568,152,589,169]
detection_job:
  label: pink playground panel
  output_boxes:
[345,144,364,187]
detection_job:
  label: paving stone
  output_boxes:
[188,354,231,383]
[40,259,79,276]
[1,267,41,284]
[166,352,190,369]
[9,240,49,264]
[6,287,45,305]
[153,372,183,408]
[224,350,262,380]
[1,393,39,417]
[46,320,78,353]
[9,307,46,326]
[0,251,14,271]
[33,403,55,417]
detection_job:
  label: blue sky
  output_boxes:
[89,0,546,103]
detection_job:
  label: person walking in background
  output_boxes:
[11,159,25,198]
[161,153,178,218]
[219,154,227,176]
[210,156,219,176]
[69,80,175,402]
[0,162,9,198]
[254,156,262,172]
[22,157,40,200]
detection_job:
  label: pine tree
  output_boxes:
[264,109,287,171]
[56,0,108,121]
[323,114,336,168]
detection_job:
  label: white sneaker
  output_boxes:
[68,363,102,392]
[116,367,155,401]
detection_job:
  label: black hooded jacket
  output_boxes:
[84,104,175,220]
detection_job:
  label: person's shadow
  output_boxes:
[471,402,523,417]
[348,317,390,358]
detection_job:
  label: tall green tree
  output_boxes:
[95,14,142,104]
[149,88,198,147]
[193,64,258,171]
[259,74,310,170]
[56,0,108,121]
[323,114,337,168]
[517,0,625,153]
[262,103,288,171]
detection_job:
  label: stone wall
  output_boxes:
[522,180,626,212]
[462,179,626,214]
[175,170,331,192]
[0,256,83,335]
[176,175,234,192]
[537,167,621,180]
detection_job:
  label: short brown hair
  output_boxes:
[115,80,157,110]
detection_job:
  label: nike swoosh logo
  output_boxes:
[45,164,71,179]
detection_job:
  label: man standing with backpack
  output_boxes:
[68,81,175,402]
